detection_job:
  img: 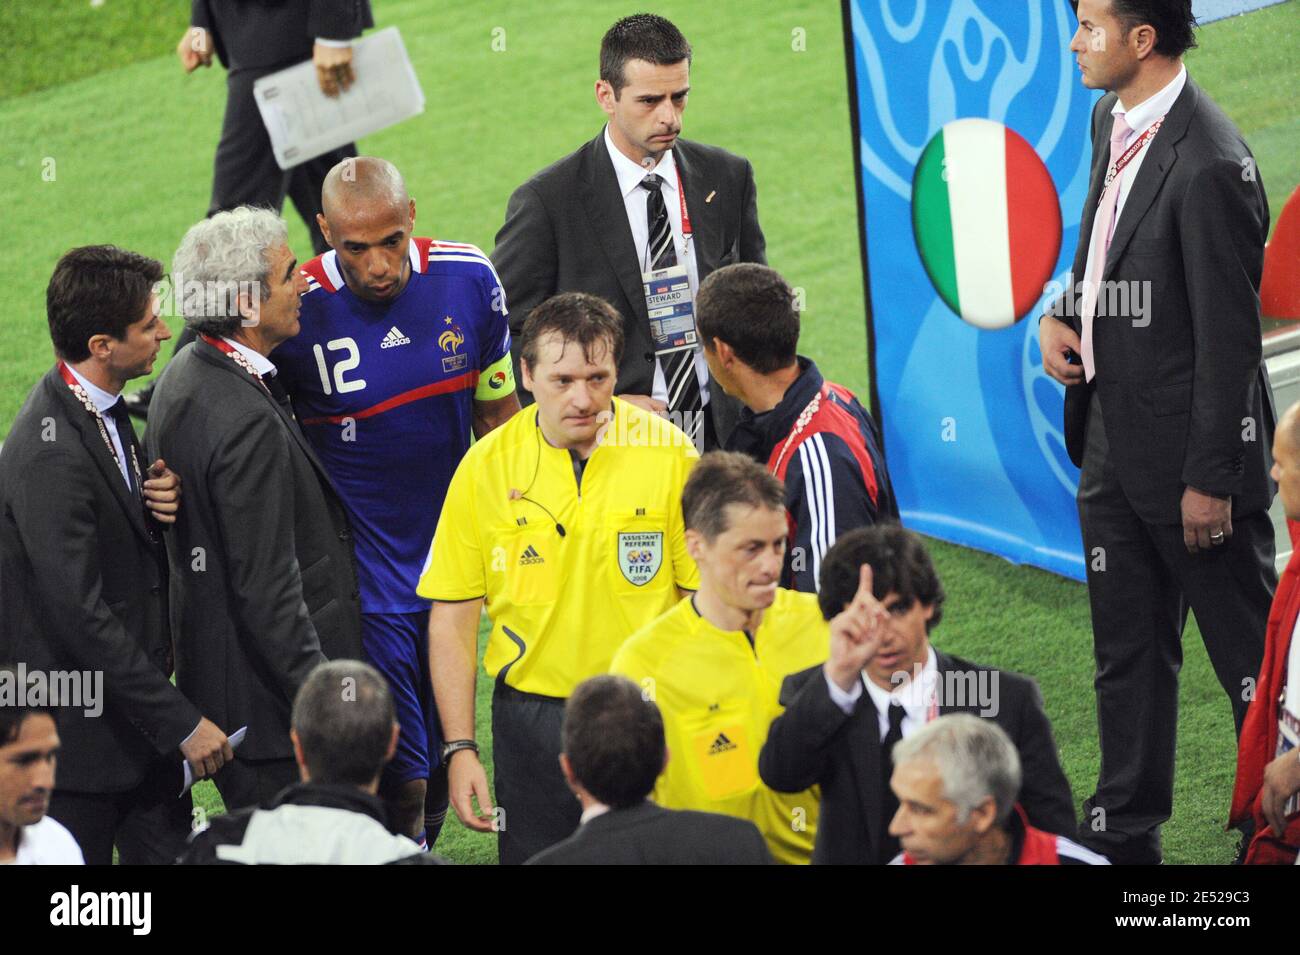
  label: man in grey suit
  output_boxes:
[0,246,231,863]
[527,676,771,865]
[149,207,362,812]
[1039,0,1274,863]
[491,13,766,450]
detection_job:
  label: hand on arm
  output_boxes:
[141,458,180,524]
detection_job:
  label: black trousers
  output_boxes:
[47,757,191,865]
[213,756,299,813]
[491,683,580,865]
[1076,393,1274,863]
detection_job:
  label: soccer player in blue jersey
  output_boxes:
[271,157,520,846]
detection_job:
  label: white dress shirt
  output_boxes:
[580,801,613,825]
[220,337,279,378]
[824,646,940,740]
[65,364,132,490]
[6,816,85,865]
[603,126,710,407]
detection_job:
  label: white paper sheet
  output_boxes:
[253,27,425,170]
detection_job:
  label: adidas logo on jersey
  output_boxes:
[708,732,737,755]
[380,326,411,349]
[518,545,544,566]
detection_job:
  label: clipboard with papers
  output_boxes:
[253,26,425,171]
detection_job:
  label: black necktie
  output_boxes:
[878,702,906,863]
[106,398,139,497]
[262,371,288,405]
[641,173,703,448]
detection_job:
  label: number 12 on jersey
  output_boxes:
[313,337,367,395]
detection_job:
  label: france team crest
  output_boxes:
[617,532,664,586]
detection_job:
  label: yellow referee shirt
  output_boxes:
[610,588,829,864]
[417,397,699,698]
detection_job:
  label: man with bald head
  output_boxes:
[1232,400,1300,863]
[271,156,519,847]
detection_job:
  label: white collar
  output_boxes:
[65,363,120,414]
[580,801,612,825]
[862,644,939,719]
[220,337,277,377]
[603,124,679,200]
[1113,63,1186,136]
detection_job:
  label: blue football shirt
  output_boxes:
[272,238,515,613]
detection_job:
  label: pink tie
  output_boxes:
[1079,113,1132,382]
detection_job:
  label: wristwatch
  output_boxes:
[441,739,479,763]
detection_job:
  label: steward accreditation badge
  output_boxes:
[617,531,663,586]
[642,264,697,358]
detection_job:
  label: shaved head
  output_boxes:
[316,156,417,302]
[321,156,409,221]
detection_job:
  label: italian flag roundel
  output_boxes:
[912,118,1062,330]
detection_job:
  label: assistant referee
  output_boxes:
[418,292,700,864]
[610,452,828,863]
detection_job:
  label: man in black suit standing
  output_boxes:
[1039,0,1274,864]
[0,246,231,864]
[758,525,1075,865]
[149,207,362,811]
[527,676,771,865]
[177,0,373,256]
[491,13,766,450]
[129,0,373,419]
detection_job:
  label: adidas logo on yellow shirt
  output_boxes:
[708,732,738,755]
[518,545,544,566]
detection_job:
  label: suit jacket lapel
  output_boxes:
[579,134,649,324]
[194,340,340,496]
[47,369,154,546]
[672,141,722,276]
[1103,79,1198,279]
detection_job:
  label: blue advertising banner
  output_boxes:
[845,0,1101,580]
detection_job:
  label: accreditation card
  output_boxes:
[643,264,697,357]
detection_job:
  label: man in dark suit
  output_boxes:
[1039,0,1274,863]
[527,676,771,865]
[491,13,766,450]
[0,246,231,864]
[758,525,1075,865]
[129,0,373,419]
[149,208,362,812]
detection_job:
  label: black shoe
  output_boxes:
[123,385,153,421]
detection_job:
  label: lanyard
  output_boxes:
[1101,117,1164,197]
[58,361,142,491]
[673,164,692,238]
[202,334,271,395]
